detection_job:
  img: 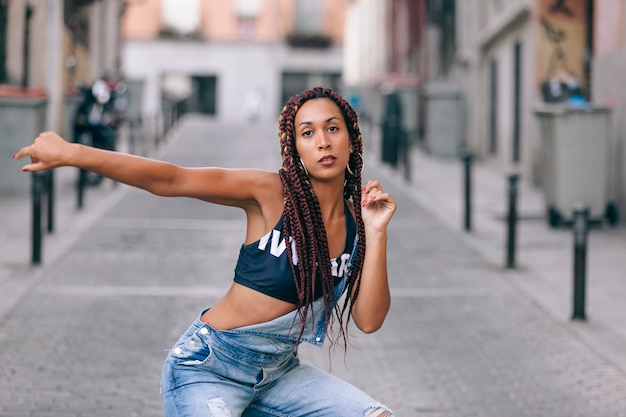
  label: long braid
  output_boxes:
[278,87,366,349]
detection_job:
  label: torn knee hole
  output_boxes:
[207,397,232,417]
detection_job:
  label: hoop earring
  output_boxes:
[300,158,309,177]
[346,152,364,176]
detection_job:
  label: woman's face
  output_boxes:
[294,98,352,182]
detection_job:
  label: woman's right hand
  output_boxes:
[13,132,75,172]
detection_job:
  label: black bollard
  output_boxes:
[506,174,519,268]
[462,153,473,231]
[77,168,87,209]
[46,170,54,232]
[381,91,402,168]
[572,204,589,320]
[402,130,412,182]
[31,172,46,264]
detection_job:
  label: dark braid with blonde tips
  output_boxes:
[278,87,366,348]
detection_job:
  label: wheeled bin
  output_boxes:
[534,104,618,226]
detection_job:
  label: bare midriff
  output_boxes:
[200,283,298,330]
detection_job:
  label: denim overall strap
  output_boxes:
[346,234,359,280]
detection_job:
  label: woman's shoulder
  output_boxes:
[221,168,282,198]
[246,169,284,214]
[243,170,284,244]
[249,169,283,196]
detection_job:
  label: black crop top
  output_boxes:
[233,202,358,305]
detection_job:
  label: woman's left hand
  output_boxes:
[360,180,396,233]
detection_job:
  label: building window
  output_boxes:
[294,0,322,34]
[234,0,261,40]
[161,0,200,36]
[280,72,341,108]
[191,75,217,115]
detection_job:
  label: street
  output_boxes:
[1,115,625,416]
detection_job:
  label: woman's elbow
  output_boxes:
[356,321,385,334]
[354,309,389,334]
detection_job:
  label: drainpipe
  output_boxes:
[21,4,33,88]
[46,0,63,132]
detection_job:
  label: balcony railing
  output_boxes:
[286,33,332,49]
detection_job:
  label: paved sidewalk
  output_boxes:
[0,125,156,321]
[0,158,127,320]
[0,115,625,416]
[389,143,626,371]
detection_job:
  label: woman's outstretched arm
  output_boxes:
[15,131,180,195]
[13,131,281,206]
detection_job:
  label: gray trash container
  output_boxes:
[422,82,464,158]
[0,87,48,195]
[534,104,617,226]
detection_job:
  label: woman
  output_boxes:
[14,87,396,416]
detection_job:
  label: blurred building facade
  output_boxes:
[0,0,124,195]
[121,0,347,122]
[344,0,626,221]
[5,0,624,216]
[0,0,123,135]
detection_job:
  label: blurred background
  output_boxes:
[2,4,626,415]
[0,0,624,225]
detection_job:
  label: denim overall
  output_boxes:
[161,237,394,416]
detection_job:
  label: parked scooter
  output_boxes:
[73,76,128,185]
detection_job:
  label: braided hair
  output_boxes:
[278,87,366,347]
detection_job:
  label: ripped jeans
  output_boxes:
[160,307,394,416]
